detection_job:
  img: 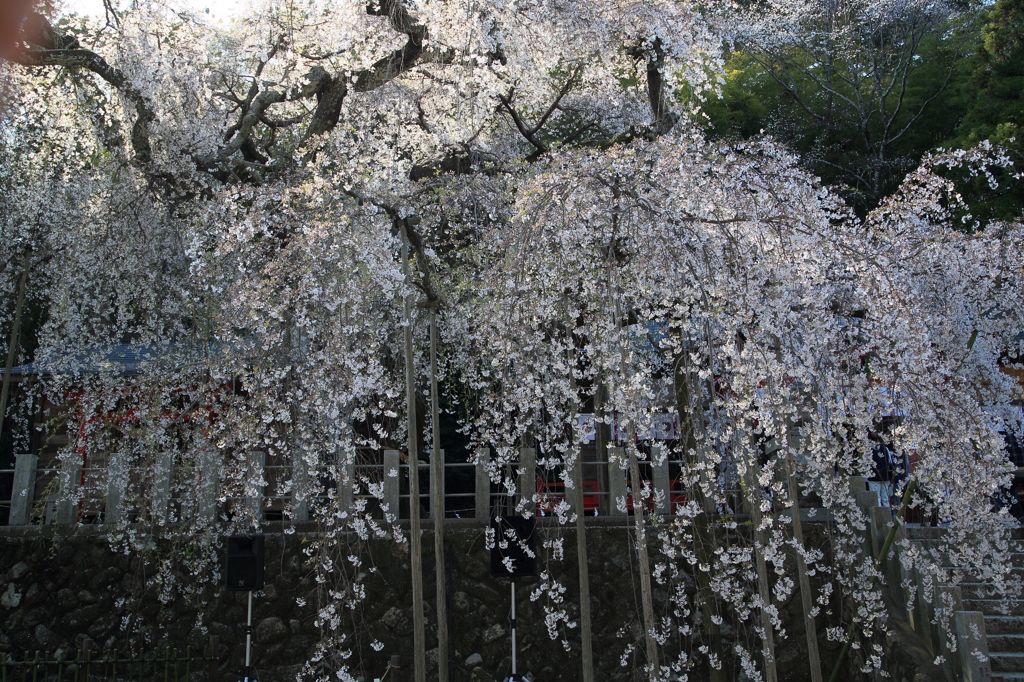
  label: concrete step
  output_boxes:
[906,526,1024,541]
[993,673,1024,682]
[992,651,1024,673]
[905,544,1024,558]
[931,566,1024,581]
[990,634,1024,653]
[963,599,1024,616]
[918,553,1024,568]
[987,616,1024,634]
[960,581,1024,600]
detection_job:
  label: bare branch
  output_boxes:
[498,89,548,154]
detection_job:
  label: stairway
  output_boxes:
[903,526,1024,682]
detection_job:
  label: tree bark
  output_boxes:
[0,247,30,446]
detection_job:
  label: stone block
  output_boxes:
[955,611,991,682]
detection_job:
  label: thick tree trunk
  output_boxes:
[0,248,30,443]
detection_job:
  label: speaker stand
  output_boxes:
[243,589,254,682]
[506,577,520,682]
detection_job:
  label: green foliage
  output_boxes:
[703,1,1024,222]
[699,53,771,140]
[938,0,1024,223]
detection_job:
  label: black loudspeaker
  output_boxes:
[490,516,537,578]
[225,535,265,591]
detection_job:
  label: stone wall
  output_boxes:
[0,520,852,682]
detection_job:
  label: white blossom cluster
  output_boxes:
[0,0,1021,679]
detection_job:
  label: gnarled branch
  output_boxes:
[13,46,155,163]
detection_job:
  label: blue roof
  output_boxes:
[2,342,225,378]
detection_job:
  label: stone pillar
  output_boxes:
[340,451,355,517]
[104,453,127,526]
[855,489,877,513]
[955,610,991,682]
[934,584,965,671]
[153,449,175,523]
[868,505,891,560]
[383,450,401,519]
[475,447,491,519]
[915,567,937,654]
[243,450,266,522]
[607,446,627,516]
[888,524,917,629]
[849,475,868,498]
[9,453,37,525]
[55,457,82,525]
[292,452,310,523]
[518,447,536,516]
[198,447,220,522]
[651,444,670,515]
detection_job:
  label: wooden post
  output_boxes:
[569,450,595,682]
[400,218,427,682]
[607,446,627,516]
[568,350,595,682]
[475,447,491,519]
[608,273,658,673]
[429,448,445,519]
[518,446,536,516]
[383,450,400,518]
[429,308,450,682]
[785,454,823,682]
[10,453,37,525]
[744,460,778,682]
[675,342,726,682]
[627,442,659,673]
[594,386,611,515]
[651,444,670,515]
